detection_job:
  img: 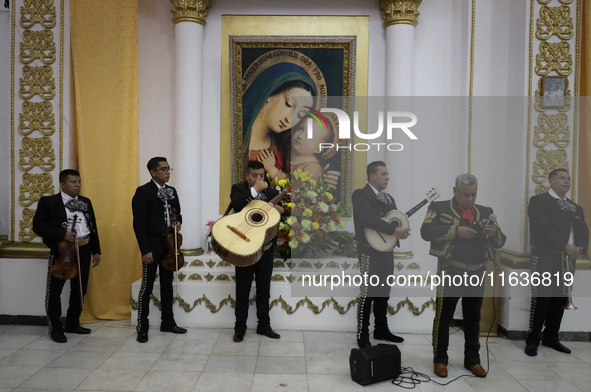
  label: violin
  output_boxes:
[164,208,184,272]
[52,214,79,280]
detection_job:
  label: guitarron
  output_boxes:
[364,188,440,252]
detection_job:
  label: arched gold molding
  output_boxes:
[379,0,422,28]
[170,0,211,26]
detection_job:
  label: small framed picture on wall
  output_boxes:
[541,75,567,108]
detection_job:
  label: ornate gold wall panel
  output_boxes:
[10,0,63,244]
[525,0,581,251]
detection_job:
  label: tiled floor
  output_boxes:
[0,321,590,391]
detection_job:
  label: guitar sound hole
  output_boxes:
[251,213,263,223]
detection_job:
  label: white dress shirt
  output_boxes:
[61,192,90,238]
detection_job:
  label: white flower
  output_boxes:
[301,219,311,229]
[328,222,336,232]
[286,216,297,225]
[301,233,311,243]
[331,204,338,211]
[276,186,281,191]
[289,240,299,248]
[307,191,317,198]
[318,202,329,213]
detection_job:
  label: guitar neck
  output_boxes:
[405,199,429,218]
[269,189,289,206]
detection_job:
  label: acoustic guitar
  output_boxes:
[364,188,440,252]
[212,182,300,266]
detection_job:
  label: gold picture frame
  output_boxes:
[229,35,356,214]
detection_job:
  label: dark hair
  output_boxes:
[246,160,265,173]
[59,169,80,183]
[548,168,569,180]
[367,161,386,181]
[269,80,314,98]
[147,157,167,172]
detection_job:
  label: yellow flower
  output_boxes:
[278,179,287,187]
[289,239,299,248]
[294,169,310,182]
[311,222,320,230]
[324,192,334,201]
[309,179,317,187]
[339,219,344,228]
[304,208,313,217]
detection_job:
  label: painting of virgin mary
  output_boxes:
[242,63,317,181]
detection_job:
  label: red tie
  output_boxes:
[457,205,475,224]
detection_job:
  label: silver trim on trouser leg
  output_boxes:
[45,254,54,335]
[527,253,539,335]
[356,252,371,340]
[136,259,149,334]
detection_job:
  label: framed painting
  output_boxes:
[229,36,356,209]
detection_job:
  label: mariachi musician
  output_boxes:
[228,160,285,343]
[352,161,410,349]
[33,169,101,343]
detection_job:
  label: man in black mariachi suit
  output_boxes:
[525,169,589,357]
[352,161,410,349]
[229,161,284,343]
[33,169,101,343]
[132,157,187,343]
[420,173,505,378]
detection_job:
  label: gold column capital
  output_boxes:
[379,0,422,28]
[170,0,212,26]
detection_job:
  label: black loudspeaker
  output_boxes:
[349,344,402,386]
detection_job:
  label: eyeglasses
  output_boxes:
[159,167,173,172]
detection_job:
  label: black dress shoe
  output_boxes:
[256,326,280,339]
[542,341,571,354]
[51,330,67,343]
[160,326,187,334]
[357,335,371,348]
[233,331,245,343]
[524,343,538,356]
[64,325,91,334]
[137,332,148,343]
[374,330,404,343]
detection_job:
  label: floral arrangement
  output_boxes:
[272,169,349,259]
[204,220,215,237]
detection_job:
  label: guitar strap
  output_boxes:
[222,203,233,216]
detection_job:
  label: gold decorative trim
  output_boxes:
[181,247,204,256]
[524,0,535,253]
[395,262,404,271]
[571,0,581,200]
[170,0,211,26]
[526,0,577,250]
[498,249,532,269]
[129,293,436,316]
[387,297,435,316]
[0,235,49,259]
[379,0,422,28]
[468,0,475,173]
[393,251,414,259]
[406,262,420,270]
[9,0,61,244]
[189,259,204,267]
[59,0,63,171]
[11,1,16,241]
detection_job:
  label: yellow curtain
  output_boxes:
[71,0,140,322]
[580,0,591,255]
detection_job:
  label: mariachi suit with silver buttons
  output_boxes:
[352,184,400,342]
[229,180,279,334]
[420,199,505,367]
[132,180,182,334]
[526,192,588,347]
[33,193,101,334]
